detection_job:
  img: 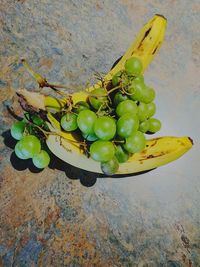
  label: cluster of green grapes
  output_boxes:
[59,57,161,175]
[11,115,50,169]
[10,57,161,175]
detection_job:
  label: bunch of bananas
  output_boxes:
[17,15,193,175]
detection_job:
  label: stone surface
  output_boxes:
[0,0,200,266]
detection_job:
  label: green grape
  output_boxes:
[31,115,44,126]
[113,92,128,106]
[90,140,115,162]
[123,131,146,153]
[127,81,136,96]
[116,100,138,117]
[125,57,143,76]
[32,150,50,169]
[74,101,90,113]
[117,113,139,138]
[134,74,144,83]
[82,132,98,142]
[147,102,156,118]
[112,71,122,87]
[137,102,148,122]
[101,156,119,175]
[115,145,129,163]
[139,120,150,133]
[129,81,146,101]
[89,88,108,110]
[18,135,41,158]
[61,113,78,131]
[77,110,97,135]
[148,118,161,133]
[94,116,116,141]
[14,142,29,159]
[142,87,155,104]
[129,81,155,104]
[11,121,26,140]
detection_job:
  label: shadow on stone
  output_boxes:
[10,152,43,173]
[2,130,17,149]
[28,164,44,173]
[10,152,30,171]
[99,168,156,179]
[3,129,155,187]
[48,153,98,187]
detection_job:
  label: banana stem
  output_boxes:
[21,59,47,87]
[47,83,71,90]
[21,59,71,93]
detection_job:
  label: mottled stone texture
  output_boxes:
[0,0,200,266]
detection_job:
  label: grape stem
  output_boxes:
[106,85,121,95]
[113,140,125,144]
[25,118,87,149]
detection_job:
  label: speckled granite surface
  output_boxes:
[0,1,200,266]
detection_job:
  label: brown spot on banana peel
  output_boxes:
[139,136,193,163]
[147,140,158,147]
[131,27,152,55]
[16,89,46,110]
[16,92,47,119]
[152,44,159,55]
[137,27,152,50]
[139,151,166,162]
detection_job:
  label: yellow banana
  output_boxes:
[44,114,192,174]
[46,135,192,174]
[72,14,167,104]
[19,14,167,108]
[44,96,67,112]
[21,14,167,105]
[17,89,193,175]
[17,15,193,175]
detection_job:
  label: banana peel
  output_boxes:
[17,14,193,175]
[46,135,193,174]
[71,14,167,104]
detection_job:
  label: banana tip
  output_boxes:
[155,14,167,21]
[188,137,194,145]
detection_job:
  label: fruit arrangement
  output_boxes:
[10,15,193,175]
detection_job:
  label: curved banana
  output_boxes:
[21,14,167,105]
[46,135,192,174]
[72,14,167,104]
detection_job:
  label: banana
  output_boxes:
[46,135,193,174]
[21,14,167,105]
[17,15,193,175]
[19,14,167,107]
[44,96,67,112]
[17,89,67,113]
[71,14,167,103]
